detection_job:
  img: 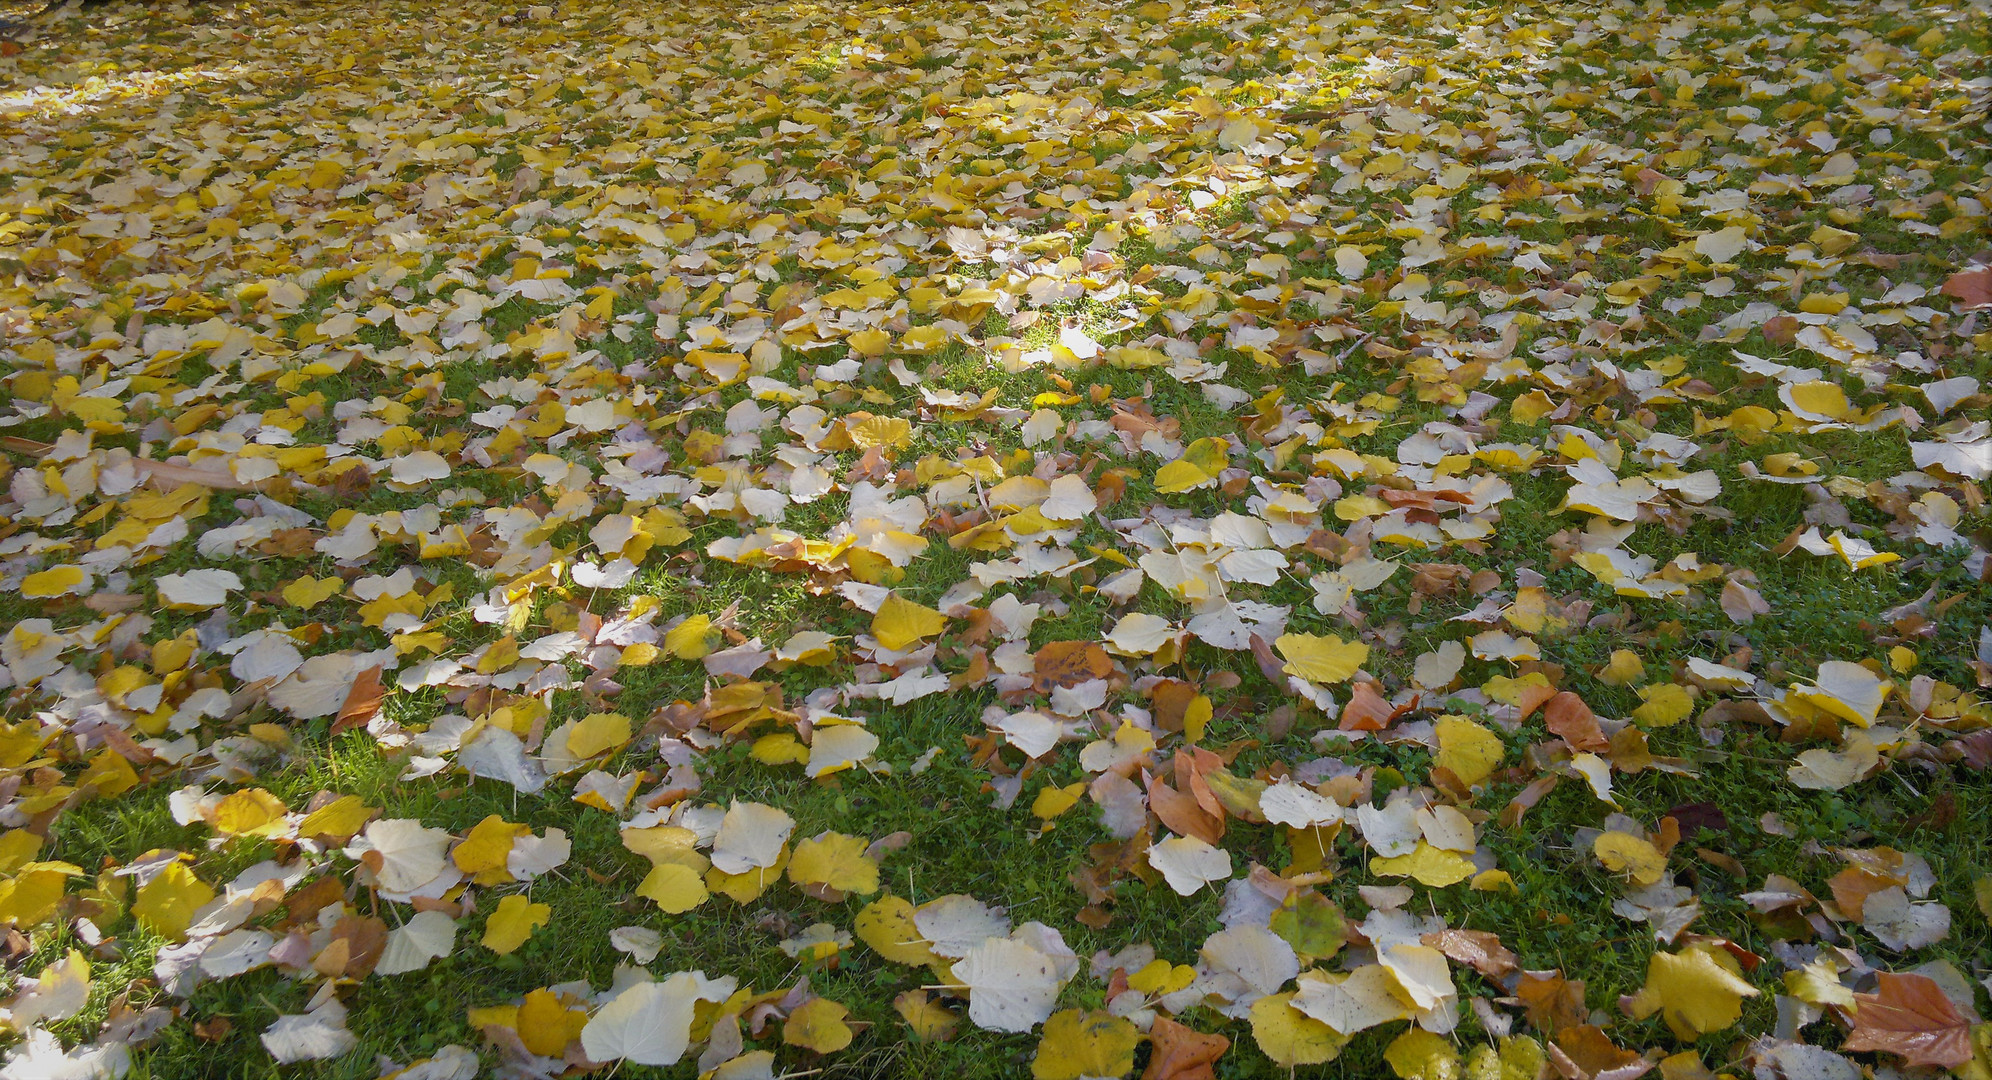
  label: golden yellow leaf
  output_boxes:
[453,815,528,885]
[132,861,214,942]
[663,615,716,659]
[1434,716,1504,787]
[784,997,855,1054]
[1623,944,1759,1040]
[788,832,880,897]
[565,712,631,759]
[1276,633,1370,685]
[855,896,938,966]
[1251,991,1348,1068]
[482,894,550,955]
[1370,842,1476,887]
[636,863,708,914]
[872,593,949,652]
[1031,1009,1141,1080]
[212,788,289,839]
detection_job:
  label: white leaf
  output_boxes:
[262,1001,357,1064]
[1147,835,1234,895]
[376,910,457,976]
[951,937,1064,1033]
[710,801,796,874]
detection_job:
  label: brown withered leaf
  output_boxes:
[1841,972,1974,1069]
[1544,692,1610,752]
[1141,1016,1229,1080]
[1033,640,1113,695]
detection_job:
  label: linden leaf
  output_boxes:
[784,996,855,1054]
[1276,633,1369,685]
[1031,1008,1141,1080]
[1249,991,1348,1068]
[1621,944,1759,1040]
[1370,842,1476,887]
[132,861,215,942]
[855,896,939,966]
[481,894,550,955]
[872,593,950,652]
[1385,1027,1462,1080]
[636,863,709,914]
[788,831,881,898]
[1434,716,1504,787]
[1594,831,1669,887]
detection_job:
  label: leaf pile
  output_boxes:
[0,0,1988,1076]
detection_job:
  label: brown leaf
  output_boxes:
[1841,972,1974,1069]
[1423,928,1518,981]
[1338,680,1407,732]
[1033,640,1113,695]
[1940,264,1992,311]
[1141,1016,1229,1080]
[332,666,385,735]
[1544,692,1609,752]
[1516,969,1589,1034]
[1551,1025,1652,1080]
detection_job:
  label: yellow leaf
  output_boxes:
[0,863,81,927]
[848,414,912,448]
[1385,1027,1461,1080]
[1154,437,1232,494]
[1031,782,1087,823]
[132,861,214,941]
[566,712,631,759]
[1370,842,1476,887]
[622,825,706,870]
[855,896,938,966]
[894,989,959,1041]
[1127,959,1198,995]
[872,593,949,652]
[663,615,716,659]
[77,751,139,798]
[845,329,892,358]
[517,988,589,1058]
[1623,944,1759,1040]
[280,575,344,609]
[788,832,880,897]
[1251,991,1348,1068]
[1596,649,1646,687]
[482,894,550,955]
[1632,683,1693,727]
[1790,661,1888,728]
[0,831,42,875]
[636,863,709,914]
[453,815,528,885]
[1594,831,1668,886]
[1276,633,1370,685]
[755,727,813,765]
[1031,1009,1141,1080]
[298,796,376,841]
[1434,716,1504,787]
[20,565,89,599]
[212,788,289,838]
[1784,380,1850,420]
[706,860,785,904]
[784,997,855,1054]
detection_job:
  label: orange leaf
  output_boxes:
[1543,692,1609,752]
[1141,1016,1229,1080]
[333,666,386,735]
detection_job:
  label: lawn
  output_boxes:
[0,0,1988,1077]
